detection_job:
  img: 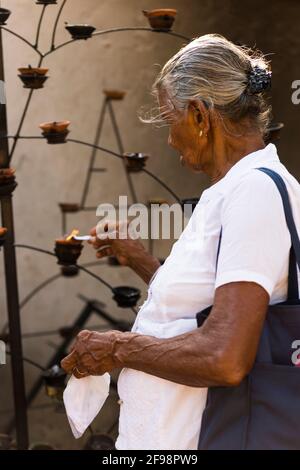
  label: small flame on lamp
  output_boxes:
[66,229,79,241]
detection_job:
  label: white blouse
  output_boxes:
[115,144,300,450]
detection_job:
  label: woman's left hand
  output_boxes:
[61,329,122,379]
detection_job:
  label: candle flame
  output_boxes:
[66,229,79,241]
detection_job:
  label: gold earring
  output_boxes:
[199,129,203,137]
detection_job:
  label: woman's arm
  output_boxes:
[61,280,269,386]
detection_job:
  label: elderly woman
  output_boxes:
[62,34,300,450]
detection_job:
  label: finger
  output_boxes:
[77,329,91,340]
[89,226,97,237]
[73,368,90,379]
[61,350,77,373]
[90,236,111,249]
[96,247,113,259]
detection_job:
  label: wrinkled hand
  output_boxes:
[61,329,122,379]
[88,221,147,267]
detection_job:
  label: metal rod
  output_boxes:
[8,55,44,163]
[0,28,29,450]
[34,4,46,49]
[23,302,93,411]
[12,135,44,140]
[0,27,43,57]
[44,27,191,57]
[107,99,138,204]
[50,0,67,50]
[6,351,45,371]
[21,323,109,339]
[80,99,107,208]
[14,243,56,258]
[20,272,61,309]
[9,135,182,205]
[77,264,113,290]
[142,168,181,204]
[62,211,66,235]
[1,261,106,336]
[67,138,123,159]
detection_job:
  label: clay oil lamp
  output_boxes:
[35,0,57,5]
[0,434,16,450]
[0,8,11,25]
[84,434,115,450]
[0,168,16,196]
[264,122,284,145]
[180,197,199,214]
[123,152,149,172]
[18,65,49,89]
[103,89,126,101]
[60,265,79,277]
[148,198,168,206]
[59,202,79,213]
[39,120,70,144]
[65,23,96,40]
[29,442,56,450]
[42,364,67,400]
[112,286,141,308]
[55,229,83,266]
[0,168,16,186]
[142,9,177,31]
[0,227,7,248]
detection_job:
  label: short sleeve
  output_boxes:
[215,170,291,297]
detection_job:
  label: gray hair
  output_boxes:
[142,34,271,133]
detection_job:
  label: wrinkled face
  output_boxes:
[158,88,210,173]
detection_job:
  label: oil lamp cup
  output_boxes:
[123,153,149,172]
[29,442,56,450]
[0,169,17,196]
[65,24,96,40]
[42,365,67,400]
[84,434,115,450]
[59,202,79,213]
[0,168,16,186]
[55,237,83,266]
[103,89,126,100]
[0,228,7,248]
[60,265,79,277]
[40,121,70,144]
[0,434,16,450]
[112,286,141,308]
[35,1,57,5]
[148,198,168,206]
[264,122,284,145]
[0,8,11,25]
[142,9,177,31]
[180,197,199,214]
[18,67,49,89]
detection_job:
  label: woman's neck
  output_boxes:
[208,134,266,185]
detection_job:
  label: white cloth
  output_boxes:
[63,373,110,438]
[116,144,300,450]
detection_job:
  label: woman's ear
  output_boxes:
[189,100,210,134]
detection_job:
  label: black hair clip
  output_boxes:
[247,65,272,94]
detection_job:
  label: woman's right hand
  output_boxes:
[88,222,161,284]
[89,221,145,266]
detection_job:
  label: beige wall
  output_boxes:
[0,0,299,448]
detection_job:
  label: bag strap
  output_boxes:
[256,167,300,301]
[215,167,300,301]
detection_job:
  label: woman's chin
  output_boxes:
[180,156,203,173]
